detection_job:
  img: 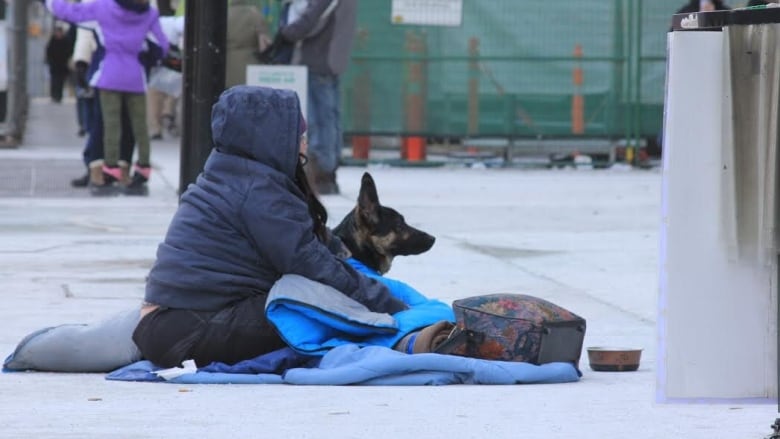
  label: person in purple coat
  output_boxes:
[46,0,169,196]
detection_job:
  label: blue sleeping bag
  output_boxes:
[264,259,455,355]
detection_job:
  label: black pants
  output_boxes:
[49,72,68,103]
[132,295,286,368]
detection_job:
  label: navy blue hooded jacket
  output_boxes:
[144,86,406,315]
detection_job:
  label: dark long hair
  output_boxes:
[294,160,328,242]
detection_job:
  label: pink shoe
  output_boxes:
[134,164,152,179]
[101,165,123,183]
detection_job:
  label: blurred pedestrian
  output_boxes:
[69,27,137,192]
[46,0,169,196]
[72,32,94,137]
[674,0,730,14]
[278,0,357,195]
[147,13,184,140]
[225,0,271,88]
[156,0,175,15]
[45,22,74,104]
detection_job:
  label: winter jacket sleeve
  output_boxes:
[148,12,170,57]
[240,180,408,315]
[46,0,99,23]
[72,28,96,64]
[280,0,335,42]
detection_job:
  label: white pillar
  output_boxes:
[658,29,778,401]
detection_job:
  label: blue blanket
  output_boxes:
[264,261,455,355]
[107,344,580,385]
[105,264,580,385]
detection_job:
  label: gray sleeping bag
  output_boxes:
[3,308,142,373]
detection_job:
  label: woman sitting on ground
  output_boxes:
[132,86,408,368]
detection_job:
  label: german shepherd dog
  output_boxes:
[332,172,436,274]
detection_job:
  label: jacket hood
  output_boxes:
[211,86,304,179]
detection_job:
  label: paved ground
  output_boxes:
[0,97,777,439]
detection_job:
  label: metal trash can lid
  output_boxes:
[672,7,780,31]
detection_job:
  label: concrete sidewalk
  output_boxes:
[0,98,776,439]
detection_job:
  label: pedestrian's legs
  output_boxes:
[70,94,100,187]
[306,73,340,174]
[84,91,120,194]
[83,91,104,166]
[76,96,89,135]
[162,94,176,119]
[306,73,341,194]
[50,72,65,103]
[99,90,122,168]
[77,97,85,132]
[119,98,136,165]
[147,88,163,138]
[82,95,96,137]
[122,92,152,195]
[125,92,150,167]
[162,94,178,136]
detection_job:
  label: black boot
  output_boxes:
[89,165,121,197]
[70,171,89,188]
[123,164,150,196]
[123,173,149,196]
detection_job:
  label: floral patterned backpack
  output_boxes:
[434,294,586,368]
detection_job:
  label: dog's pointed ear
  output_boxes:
[357,172,380,227]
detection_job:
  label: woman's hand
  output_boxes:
[361,278,409,315]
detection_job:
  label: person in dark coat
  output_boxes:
[675,0,730,14]
[45,23,74,103]
[279,0,358,195]
[132,86,408,368]
[670,0,730,31]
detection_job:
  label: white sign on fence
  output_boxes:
[245,65,309,118]
[391,0,463,27]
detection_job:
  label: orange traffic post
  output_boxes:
[571,44,585,135]
[403,136,426,161]
[351,136,370,160]
[402,30,427,161]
